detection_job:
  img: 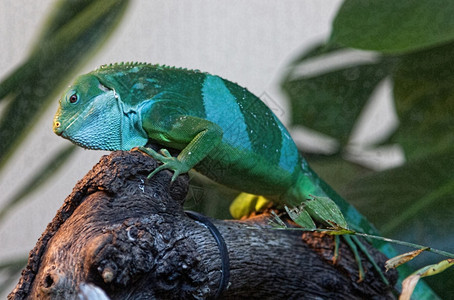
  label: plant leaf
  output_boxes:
[285,206,316,230]
[330,0,454,54]
[344,148,454,296]
[391,41,454,160]
[401,259,454,300]
[269,211,288,229]
[385,248,429,271]
[417,259,454,278]
[283,59,392,147]
[345,148,454,240]
[305,195,349,230]
[400,274,421,300]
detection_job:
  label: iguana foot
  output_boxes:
[136,146,190,182]
[230,192,273,219]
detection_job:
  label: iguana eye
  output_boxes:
[69,93,78,104]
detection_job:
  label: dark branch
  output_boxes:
[8,150,397,299]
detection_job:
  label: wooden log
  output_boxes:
[8,150,397,299]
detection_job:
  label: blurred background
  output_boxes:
[1,1,453,298]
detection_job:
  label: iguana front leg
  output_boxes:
[140,115,223,182]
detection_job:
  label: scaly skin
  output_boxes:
[53,62,393,259]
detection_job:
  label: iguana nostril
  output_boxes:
[53,120,63,135]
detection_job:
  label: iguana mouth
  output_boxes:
[53,103,89,139]
[53,116,74,137]
[53,121,69,139]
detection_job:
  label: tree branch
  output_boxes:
[8,150,397,299]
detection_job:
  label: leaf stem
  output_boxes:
[267,226,454,258]
[352,232,454,258]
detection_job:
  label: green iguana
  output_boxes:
[53,62,392,281]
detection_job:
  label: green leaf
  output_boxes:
[415,259,454,278]
[401,259,454,300]
[330,0,454,54]
[0,145,76,223]
[31,0,103,49]
[269,211,288,229]
[0,0,130,170]
[344,148,454,297]
[305,195,349,230]
[283,59,392,147]
[285,206,316,230]
[391,42,454,160]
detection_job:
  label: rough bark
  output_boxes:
[8,150,397,299]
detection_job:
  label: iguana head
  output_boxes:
[53,74,124,150]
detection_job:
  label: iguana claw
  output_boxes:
[137,146,189,182]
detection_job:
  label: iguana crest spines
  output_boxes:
[95,62,202,75]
